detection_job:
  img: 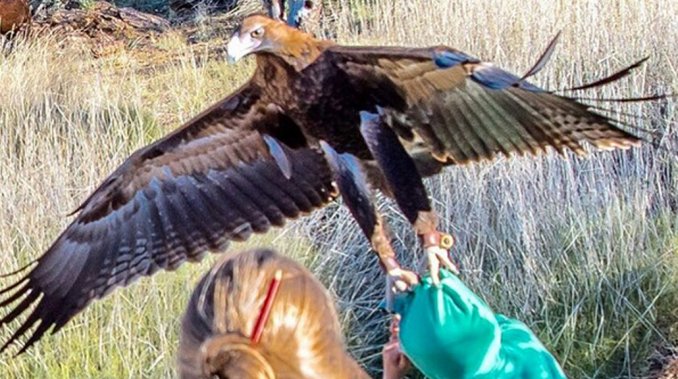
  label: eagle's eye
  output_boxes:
[250,27,264,39]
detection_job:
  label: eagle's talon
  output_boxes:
[387,267,419,292]
[420,230,458,285]
[425,245,459,287]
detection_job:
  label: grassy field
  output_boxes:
[1,0,677,377]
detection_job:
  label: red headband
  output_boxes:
[250,269,283,344]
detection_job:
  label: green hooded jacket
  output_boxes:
[393,270,567,379]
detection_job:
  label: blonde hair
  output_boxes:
[178,248,369,379]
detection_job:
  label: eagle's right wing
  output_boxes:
[0,82,335,354]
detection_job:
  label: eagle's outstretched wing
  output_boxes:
[327,43,646,173]
[0,83,335,354]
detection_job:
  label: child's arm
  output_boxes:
[382,315,410,379]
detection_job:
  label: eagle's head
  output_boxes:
[226,14,329,69]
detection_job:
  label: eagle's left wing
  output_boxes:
[325,44,648,170]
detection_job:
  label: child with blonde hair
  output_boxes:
[178,248,409,379]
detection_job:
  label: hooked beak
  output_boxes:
[226,34,259,63]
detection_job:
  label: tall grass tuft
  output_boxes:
[1,0,676,377]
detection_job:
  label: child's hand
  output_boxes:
[382,315,411,379]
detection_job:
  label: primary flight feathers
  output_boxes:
[0,14,661,353]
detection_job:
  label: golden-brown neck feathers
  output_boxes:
[236,14,334,71]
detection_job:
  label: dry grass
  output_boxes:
[0,0,676,377]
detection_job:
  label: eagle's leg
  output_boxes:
[359,110,458,285]
[370,214,419,294]
[320,141,419,296]
[413,210,458,284]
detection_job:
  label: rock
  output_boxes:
[0,0,30,34]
